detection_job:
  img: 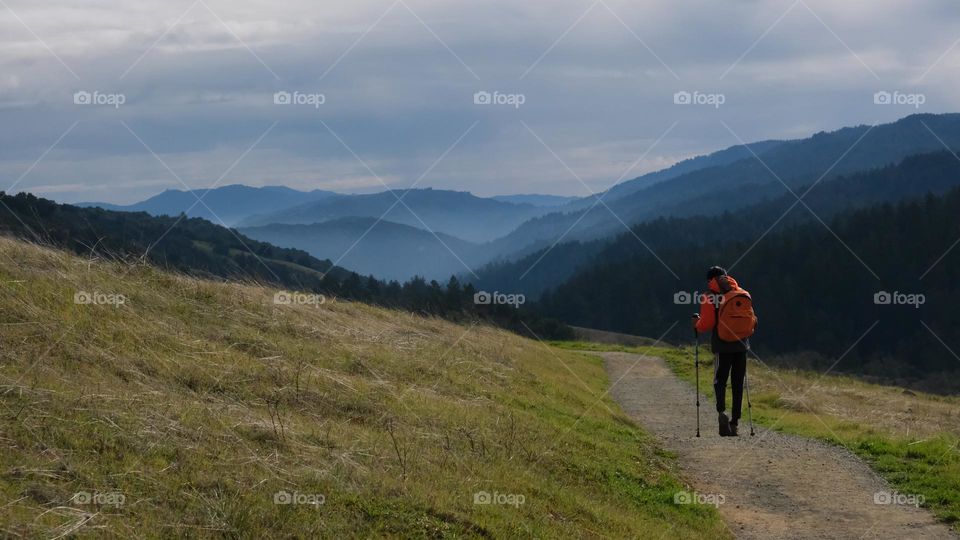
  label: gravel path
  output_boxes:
[602,351,956,540]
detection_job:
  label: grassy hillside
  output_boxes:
[0,191,574,341]
[0,237,727,538]
[554,342,960,532]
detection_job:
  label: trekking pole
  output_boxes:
[693,329,700,438]
[744,369,755,437]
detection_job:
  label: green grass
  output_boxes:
[552,341,960,531]
[0,239,729,538]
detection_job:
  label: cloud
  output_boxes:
[1,0,959,202]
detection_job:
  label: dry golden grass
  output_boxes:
[0,237,727,538]
[749,368,960,441]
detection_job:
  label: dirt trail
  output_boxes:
[601,352,956,540]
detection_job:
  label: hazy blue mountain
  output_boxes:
[491,194,580,207]
[240,217,485,282]
[79,184,337,226]
[239,188,554,243]
[561,139,785,212]
[485,113,960,260]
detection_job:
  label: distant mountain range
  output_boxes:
[238,188,555,243]
[561,139,785,213]
[480,113,960,259]
[491,194,580,207]
[80,185,337,226]
[240,217,485,282]
[76,185,572,281]
[70,113,960,285]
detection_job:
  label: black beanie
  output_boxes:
[705,266,727,280]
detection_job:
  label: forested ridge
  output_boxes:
[535,174,960,392]
[473,149,960,300]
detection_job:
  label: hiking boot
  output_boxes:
[728,421,739,437]
[718,412,731,436]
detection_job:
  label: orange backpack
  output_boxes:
[715,288,757,342]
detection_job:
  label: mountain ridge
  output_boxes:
[238,187,555,243]
[79,184,337,226]
[481,113,960,260]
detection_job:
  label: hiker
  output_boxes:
[692,266,757,437]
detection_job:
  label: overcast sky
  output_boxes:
[1,0,958,203]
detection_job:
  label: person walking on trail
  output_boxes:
[692,266,757,437]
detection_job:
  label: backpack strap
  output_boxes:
[712,293,721,331]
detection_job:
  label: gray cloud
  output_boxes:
[1,0,959,203]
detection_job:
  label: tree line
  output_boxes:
[535,184,960,393]
[0,192,572,340]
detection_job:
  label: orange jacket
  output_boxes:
[694,275,741,334]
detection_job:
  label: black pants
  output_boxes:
[714,352,747,422]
